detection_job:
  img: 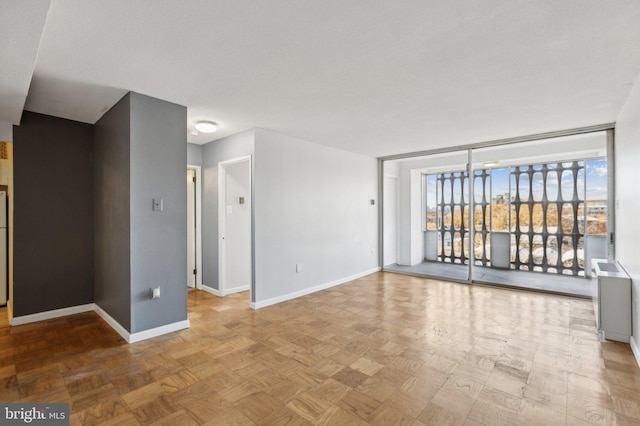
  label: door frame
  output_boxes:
[218,156,252,297]
[187,164,203,290]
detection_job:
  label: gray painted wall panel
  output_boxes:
[187,143,202,166]
[93,94,132,330]
[129,93,187,333]
[201,130,254,290]
[13,112,93,316]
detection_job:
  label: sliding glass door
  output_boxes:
[383,150,470,282]
[381,129,612,296]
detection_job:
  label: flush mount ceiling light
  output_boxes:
[194,121,217,133]
[483,161,500,168]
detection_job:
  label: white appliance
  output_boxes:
[591,258,631,342]
[0,191,6,306]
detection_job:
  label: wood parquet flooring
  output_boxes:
[1,272,639,425]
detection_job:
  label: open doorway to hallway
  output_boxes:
[187,166,202,290]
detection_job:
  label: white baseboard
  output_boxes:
[11,304,94,326]
[12,303,190,344]
[129,319,190,344]
[202,285,221,296]
[251,267,381,309]
[223,285,250,296]
[201,284,249,297]
[94,304,190,344]
[631,337,640,369]
[93,304,131,342]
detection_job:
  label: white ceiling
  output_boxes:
[0,0,50,126]
[5,1,640,157]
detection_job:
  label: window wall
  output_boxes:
[382,129,612,296]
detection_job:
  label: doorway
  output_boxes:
[218,156,252,296]
[187,166,202,290]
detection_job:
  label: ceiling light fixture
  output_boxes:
[483,161,499,168]
[195,121,217,133]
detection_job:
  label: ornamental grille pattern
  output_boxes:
[510,162,585,276]
[432,161,586,276]
[436,171,469,264]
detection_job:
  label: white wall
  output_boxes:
[253,128,378,306]
[383,162,400,266]
[397,167,424,265]
[615,71,640,365]
[383,175,398,265]
[0,123,12,142]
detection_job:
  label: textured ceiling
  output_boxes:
[0,0,50,126]
[10,1,640,156]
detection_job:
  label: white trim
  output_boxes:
[200,284,249,297]
[223,285,250,296]
[11,304,94,326]
[218,155,252,300]
[94,304,190,343]
[129,319,190,344]
[12,303,191,344]
[251,268,381,309]
[188,164,203,290]
[631,337,640,368]
[94,304,131,342]
[202,285,221,297]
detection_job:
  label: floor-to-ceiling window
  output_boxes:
[382,129,612,297]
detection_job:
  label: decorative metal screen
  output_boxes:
[429,161,587,276]
[436,172,469,264]
[473,169,491,267]
[510,162,585,276]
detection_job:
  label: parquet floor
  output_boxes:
[1,272,639,425]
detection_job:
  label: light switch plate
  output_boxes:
[153,198,164,212]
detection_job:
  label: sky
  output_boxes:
[425,158,608,208]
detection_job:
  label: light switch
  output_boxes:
[226,205,233,214]
[153,198,164,212]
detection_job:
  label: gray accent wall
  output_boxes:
[94,94,132,330]
[201,130,254,290]
[129,93,187,333]
[13,112,93,316]
[93,92,188,334]
[187,143,202,166]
